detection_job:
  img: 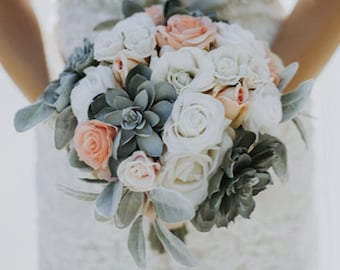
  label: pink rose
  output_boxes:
[117,151,161,192]
[145,5,165,25]
[214,83,249,128]
[156,15,217,50]
[74,120,118,170]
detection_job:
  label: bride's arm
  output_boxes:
[0,0,49,102]
[272,0,340,92]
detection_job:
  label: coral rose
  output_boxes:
[156,15,217,50]
[74,120,118,170]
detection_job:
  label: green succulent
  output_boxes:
[89,64,177,159]
[192,130,287,232]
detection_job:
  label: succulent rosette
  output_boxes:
[14,0,314,269]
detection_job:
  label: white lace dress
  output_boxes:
[36,0,317,269]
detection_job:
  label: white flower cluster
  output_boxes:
[70,10,284,206]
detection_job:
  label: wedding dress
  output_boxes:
[36,0,317,269]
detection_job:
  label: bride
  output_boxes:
[1,0,340,269]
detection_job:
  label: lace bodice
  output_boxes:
[36,1,317,269]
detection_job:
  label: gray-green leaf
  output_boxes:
[93,19,119,31]
[154,219,197,267]
[58,185,98,201]
[281,80,313,122]
[54,106,77,149]
[278,62,299,92]
[95,181,123,219]
[149,187,195,223]
[115,191,143,228]
[123,0,144,18]
[14,101,55,132]
[128,216,146,269]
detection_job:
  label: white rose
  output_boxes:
[244,57,272,89]
[94,12,157,61]
[70,65,116,122]
[209,46,251,86]
[215,23,266,59]
[163,91,230,154]
[151,47,215,93]
[243,82,282,133]
[201,130,234,175]
[117,151,161,192]
[94,30,123,62]
[160,152,212,206]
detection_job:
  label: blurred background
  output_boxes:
[0,0,339,269]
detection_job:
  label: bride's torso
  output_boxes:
[36,1,317,269]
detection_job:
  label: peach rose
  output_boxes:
[145,5,165,25]
[156,15,217,50]
[117,151,161,192]
[112,50,147,88]
[265,50,283,86]
[74,120,118,170]
[214,83,249,128]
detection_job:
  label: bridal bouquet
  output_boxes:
[15,0,312,268]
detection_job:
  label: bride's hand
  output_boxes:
[272,0,340,93]
[0,0,49,102]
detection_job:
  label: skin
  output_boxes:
[272,0,340,92]
[0,0,49,102]
[0,0,339,101]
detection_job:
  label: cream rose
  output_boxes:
[94,12,157,61]
[112,50,147,88]
[71,65,116,122]
[209,46,250,86]
[151,47,215,93]
[243,82,282,133]
[74,120,118,170]
[117,151,161,192]
[213,83,249,128]
[156,15,217,50]
[160,152,212,206]
[163,91,230,154]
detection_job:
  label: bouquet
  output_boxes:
[14,0,313,268]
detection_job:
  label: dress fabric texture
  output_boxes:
[36,0,317,269]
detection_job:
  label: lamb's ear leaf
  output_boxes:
[153,219,197,267]
[95,181,123,220]
[14,101,55,132]
[115,191,143,228]
[57,185,98,201]
[55,106,77,149]
[93,19,119,31]
[281,80,313,123]
[128,216,146,269]
[149,187,195,223]
[278,62,299,92]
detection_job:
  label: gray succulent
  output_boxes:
[15,39,98,135]
[192,130,287,232]
[90,64,177,159]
